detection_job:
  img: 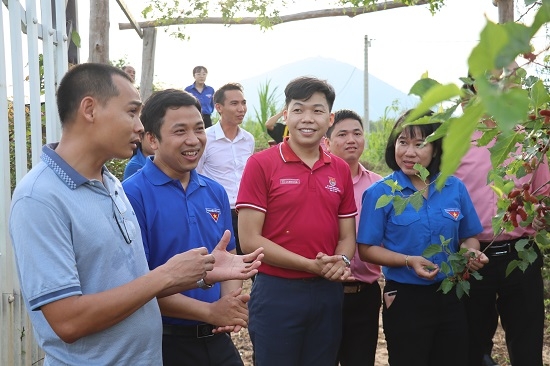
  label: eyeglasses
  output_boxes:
[111,192,136,244]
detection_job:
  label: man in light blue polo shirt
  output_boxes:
[9,64,260,366]
[123,89,262,366]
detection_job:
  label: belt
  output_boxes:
[480,237,531,257]
[342,281,369,294]
[162,323,216,338]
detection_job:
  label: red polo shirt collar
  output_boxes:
[279,137,332,166]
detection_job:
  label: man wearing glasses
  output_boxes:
[9,63,261,365]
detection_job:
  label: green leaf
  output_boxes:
[478,128,500,146]
[414,163,430,182]
[439,278,454,294]
[375,195,393,209]
[489,133,523,168]
[495,23,533,68]
[505,259,520,277]
[514,238,531,251]
[535,232,550,246]
[409,191,424,211]
[468,21,508,78]
[440,261,451,275]
[405,84,462,122]
[71,31,81,48]
[392,196,408,215]
[409,78,441,98]
[436,102,485,189]
[474,77,528,131]
[422,244,442,258]
[456,279,470,299]
[531,0,550,35]
[530,80,550,109]
[471,271,483,281]
[524,0,537,6]
[518,260,529,272]
[440,235,451,246]
[425,120,450,143]
[383,179,403,193]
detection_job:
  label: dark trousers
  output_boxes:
[464,243,544,366]
[336,281,381,366]
[202,114,212,129]
[249,273,343,366]
[382,281,468,366]
[231,209,243,255]
[162,332,243,366]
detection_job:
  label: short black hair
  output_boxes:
[326,109,363,138]
[192,66,208,75]
[213,83,243,105]
[284,76,336,111]
[140,89,202,141]
[384,109,442,180]
[56,63,132,126]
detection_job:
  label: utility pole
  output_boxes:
[364,35,371,139]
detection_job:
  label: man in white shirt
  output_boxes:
[198,83,255,254]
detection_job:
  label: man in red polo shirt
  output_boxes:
[236,76,357,366]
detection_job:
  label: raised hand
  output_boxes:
[161,247,215,290]
[205,230,264,284]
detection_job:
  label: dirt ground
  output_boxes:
[232,279,550,366]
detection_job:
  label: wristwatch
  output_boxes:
[341,254,351,268]
[196,278,213,290]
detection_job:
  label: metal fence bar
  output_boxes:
[1,0,67,364]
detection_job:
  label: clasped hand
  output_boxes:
[314,252,352,281]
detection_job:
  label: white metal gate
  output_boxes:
[1,0,68,364]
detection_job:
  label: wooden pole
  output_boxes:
[496,0,514,23]
[88,0,109,63]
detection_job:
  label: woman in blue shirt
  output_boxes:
[357,110,488,366]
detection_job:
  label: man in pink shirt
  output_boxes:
[325,109,382,366]
[455,126,549,366]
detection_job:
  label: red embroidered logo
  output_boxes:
[445,209,460,220]
[206,208,221,222]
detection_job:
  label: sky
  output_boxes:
[74,0,511,95]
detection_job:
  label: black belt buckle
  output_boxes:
[197,323,215,338]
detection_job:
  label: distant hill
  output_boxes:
[238,56,418,122]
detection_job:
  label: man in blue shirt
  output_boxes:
[185,66,215,128]
[123,88,262,366]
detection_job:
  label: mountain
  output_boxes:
[239,56,419,122]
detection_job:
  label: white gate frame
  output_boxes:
[1,0,68,365]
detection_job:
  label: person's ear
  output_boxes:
[145,131,158,151]
[81,96,96,123]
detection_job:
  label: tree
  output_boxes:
[132,1,444,39]
[89,0,110,63]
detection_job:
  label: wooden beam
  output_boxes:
[118,1,429,30]
[140,28,156,102]
[115,0,143,38]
